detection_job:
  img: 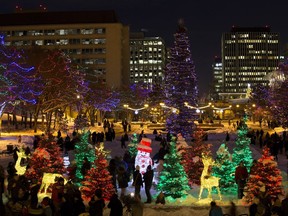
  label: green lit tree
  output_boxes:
[213,143,237,194]
[244,146,283,203]
[164,20,198,138]
[74,131,96,183]
[232,116,253,170]
[157,136,190,199]
[81,143,114,201]
[128,133,138,158]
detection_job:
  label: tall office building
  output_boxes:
[220,26,280,99]
[0,10,130,88]
[211,56,222,100]
[129,32,166,88]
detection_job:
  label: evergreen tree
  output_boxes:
[213,143,237,194]
[25,135,65,184]
[164,20,198,139]
[182,129,211,186]
[244,146,283,203]
[232,116,253,170]
[157,136,190,199]
[81,143,115,201]
[74,114,89,132]
[128,133,138,158]
[74,131,96,183]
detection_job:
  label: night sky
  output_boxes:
[1,0,288,95]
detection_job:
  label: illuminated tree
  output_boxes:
[81,143,114,201]
[25,135,65,185]
[157,136,190,199]
[244,146,283,203]
[182,129,211,186]
[232,116,253,170]
[164,20,198,138]
[128,133,138,158]
[0,35,42,127]
[74,131,96,183]
[213,143,237,194]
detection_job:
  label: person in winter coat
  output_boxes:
[133,166,143,200]
[108,193,123,216]
[89,189,105,216]
[209,201,223,216]
[143,165,154,203]
[117,166,129,198]
[235,161,248,199]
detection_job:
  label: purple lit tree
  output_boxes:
[0,35,42,129]
[164,20,198,138]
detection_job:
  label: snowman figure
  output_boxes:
[134,138,153,174]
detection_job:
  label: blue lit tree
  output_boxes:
[164,20,198,138]
[0,35,42,127]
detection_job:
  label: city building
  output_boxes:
[0,10,130,88]
[129,32,166,88]
[211,56,222,100]
[220,26,280,100]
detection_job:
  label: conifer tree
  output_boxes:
[164,20,198,139]
[244,146,283,203]
[213,143,237,193]
[182,129,211,186]
[81,143,115,201]
[232,116,253,169]
[25,135,65,184]
[128,133,138,158]
[157,136,190,199]
[74,131,96,183]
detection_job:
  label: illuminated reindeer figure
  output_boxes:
[15,149,29,175]
[198,154,222,200]
[40,172,67,194]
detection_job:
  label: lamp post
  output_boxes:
[123,104,149,121]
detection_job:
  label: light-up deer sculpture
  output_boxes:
[15,149,29,175]
[198,154,222,200]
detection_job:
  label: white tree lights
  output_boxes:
[134,138,153,174]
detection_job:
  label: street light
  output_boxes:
[123,104,149,115]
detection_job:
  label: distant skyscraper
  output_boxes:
[129,32,166,88]
[220,26,280,99]
[0,10,130,88]
[212,56,222,100]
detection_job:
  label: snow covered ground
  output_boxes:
[0,122,287,215]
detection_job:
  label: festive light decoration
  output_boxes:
[80,143,115,201]
[163,21,198,138]
[244,146,283,203]
[74,114,89,131]
[213,143,237,194]
[232,116,253,170]
[134,138,153,174]
[128,133,138,158]
[198,154,222,200]
[39,172,67,194]
[0,34,42,117]
[25,135,66,185]
[182,129,211,186]
[15,149,28,175]
[74,131,96,183]
[157,136,190,199]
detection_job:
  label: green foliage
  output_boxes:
[128,133,138,157]
[213,143,237,194]
[232,117,253,170]
[157,136,190,199]
[74,131,96,183]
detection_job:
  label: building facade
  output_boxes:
[129,32,166,88]
[220,26,280,99]
[211,56,222,100]
[0,10,130,88]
